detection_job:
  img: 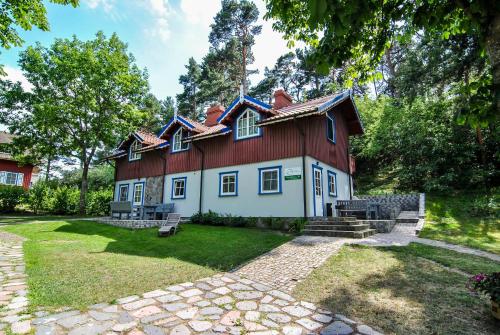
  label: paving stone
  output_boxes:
[176,307,198,320]
[228,283,253,291]
[186,296,202,304]
[258,304,281,313]
[296,318,323,331]
[195,300,211,307]
[300,301,316,310]
[103,305,118,313]
[267,313,291,324]
[131,305,163,318]
[88,310,117,321]
[213,325,227,333]
[211,287,231,295]
[282,326,303,335]
[244,320,267,331]
[219,311,241,326]
[143,290,169,298]
[122,298,156,311]
[220,277,235,283]
[141,312,172,324]
[128,329,146,335]
[312,313,332,323]
[143,324,166,335]
[118,311,135,323]
[188,320,212,332]
[170,324,191,335]
[179,289,203,298]
[334,314,356,325]
[268,290,294,302]
[166,285,186,292]
[67,321,114,335]
[56,314,88,329]
[195,282,212,291]
[11,320,31,334]
[320,321,354,335]
[282,305,312,318]
[212,296,233,305]
[199,306,224,315]
[180,282,194,287]
[116,295,139,304]
[163,303,190,312]
[112,321,137,332]
[358,324,383,335]
[245,311,260,322]
[89,303,108,310]
[156,294,182,303]
[34,324,56,335]
[235,300,258,311]
[233,291,263,300]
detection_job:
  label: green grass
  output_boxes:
[2,220,292,310]
[420,192,499,254]
[294,243,500,335]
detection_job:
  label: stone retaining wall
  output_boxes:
[356,193,424,219]
[97,218,165,229]
[358,220,396,233]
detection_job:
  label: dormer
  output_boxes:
[108,130,167,161]
[158,115,208,153]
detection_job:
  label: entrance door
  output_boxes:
[313,166,324,216]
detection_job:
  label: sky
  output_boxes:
[2,0,293,100]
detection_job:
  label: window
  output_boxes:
[258,166,282,194]
[133,183,144,205]
[171,177,186,199]
[236,108,260,139]
[314,170,322,196]
[129,140,142,161]
[0,172,23,186]
[219,172,238,197]
[172,128,189,152]
[326,114,336,143]
[328,171,337,197]
[118,184,129,202]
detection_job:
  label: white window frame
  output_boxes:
[326,114,336,143]
[118,184,129,202]
[172,128,190,152]
[328,171,337,197]
[171,177,186,199]
[133,182,144,205]
[129,140,142,161]
[236,108,260,140]
[219,171,238,197]
[258,166,282,195]
[0,171,22,186]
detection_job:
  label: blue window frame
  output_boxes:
[327,170,337,197]
[326,113,336,143]
[258,166,282,195]
[235,108,261,141]
[118,184,129,202]
[129,140,142,161]
[171,177,187,199]
[219,171,238,197]
[171,128,190,153]
[132,182,145,205]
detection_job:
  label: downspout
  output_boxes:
[160,149,168,203]
[193,141,204,213]
[293,117,307,219]
[347,145,353,200]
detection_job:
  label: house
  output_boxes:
[108,89,363,218]
[0,132,39,189]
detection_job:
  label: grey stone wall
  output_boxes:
[144,176,163,205]
[97,218,165,229]
[356,193,423,219]
[358,220,396,233]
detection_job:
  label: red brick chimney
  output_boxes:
[204,104,225,126]
[273,89,293,109]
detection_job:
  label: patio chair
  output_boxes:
[158,213,181,237]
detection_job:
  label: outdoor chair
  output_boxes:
[158,213,181,237]
[154,203,175,220]
[110,201,132,219]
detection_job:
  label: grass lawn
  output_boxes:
[294,243,500,335]
[420,192,499,254]
[2,219,292,310]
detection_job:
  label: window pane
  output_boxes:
[327,117,334,141]
[262,170,279,192]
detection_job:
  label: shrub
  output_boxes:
[468,272,500,302]
[467,195,499,218]
[86,189,113,216]
[48,186,80,214]
[289,218,307,233]
[190,210,224,226]
[0,185,26,212]
[270,217,285,230]
[27,181,50,214]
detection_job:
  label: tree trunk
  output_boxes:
[79,162,89,215]
[476,127,486,165]
[45,158,51,182]
[384,46,397,97]
[485,12,500,113]
[242,42,247,94]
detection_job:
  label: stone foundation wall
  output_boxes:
[356,193,424,219]
[358,220,396,233]
[97,218,165,229]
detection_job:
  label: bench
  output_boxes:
[336,200,370,219]
[110,201,133,219]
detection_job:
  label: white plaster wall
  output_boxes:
[201,157,304,217]
[114,178,146,203]
[163,171,201,217]
[305,156,351,217]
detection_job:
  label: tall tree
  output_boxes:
[266,0,499,124]
[0,0,79,74]
[0,32,149,213]
[209,0,262,93]
[176,57,202,119]
[141,94,175,133]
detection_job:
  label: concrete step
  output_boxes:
[308,220,359,226]
[303,229,376,239]
[305,224,370,231]
[396,211,419,223]
[310,216,357,222]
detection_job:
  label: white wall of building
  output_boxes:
[163,171,201,217]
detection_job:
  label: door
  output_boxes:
[313,166,324,216]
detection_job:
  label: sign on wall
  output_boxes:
[284,167,302,180]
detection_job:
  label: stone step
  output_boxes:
[305,224,370,231]
[302,229,376,239]
[395,218,419,224]
[307,220,359,226]
[310,216,357,222]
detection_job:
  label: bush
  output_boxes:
[0,185,26,213]
[86,189,113,216]
[467,195,499,218]
[48,186,80,215]
[289,218,307,233]
[190,211,291,231]
[27,181,50,214]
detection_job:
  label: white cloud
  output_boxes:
[180,0,220,26]
[2,66,33,92]
[83,0,115,13]
[144,0,172,43]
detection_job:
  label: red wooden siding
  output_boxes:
[0,159,34,189]
[115,105,353,180]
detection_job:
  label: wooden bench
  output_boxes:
[336,200,369,219]
[110,201,133,219]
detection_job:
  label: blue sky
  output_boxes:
[2,0,292,100]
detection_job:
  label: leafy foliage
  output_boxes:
[86,188,113,216]
[0,185,26,212]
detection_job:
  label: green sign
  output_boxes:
[285,175,301,180]
[284,167,302,181]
